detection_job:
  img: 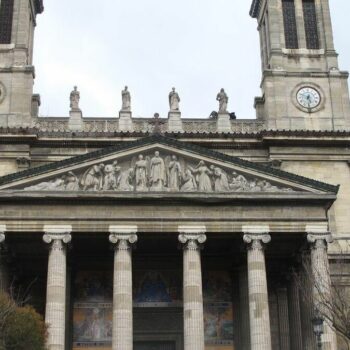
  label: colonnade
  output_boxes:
[0,224,338,350]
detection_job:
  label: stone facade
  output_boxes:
[0,1,349,350]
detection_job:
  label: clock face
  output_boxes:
[296,87,321,109]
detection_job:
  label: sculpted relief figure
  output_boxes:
[181,168,197,192]
[118,167,134,191]
[80,164,104,191]
[211,165,230,192]
[121,86,131,111]
[168,155,182,191]
[190,160,213,192]
[24,177,66,191]
[103,162,120,191]
[216,88,228,113]
[135,155,149,191]
[64,172,80,191]
[169,87,180,111]
[229,171,248,191]
[70,86,80,110]
[149,151,166,191]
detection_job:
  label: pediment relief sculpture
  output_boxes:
[23,151,297,193]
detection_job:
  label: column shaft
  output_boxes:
[244,231,272,350]
[183,245,205,350]
[44,233,71,350]
[109,226,137,350]
[277,287,291,350]
[288,275,303,350]
[112,242,133,350]
[239,267,251,350]
[308,234,337,350]
[178,228,206,350]
[0,231,7,292]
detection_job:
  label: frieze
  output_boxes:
[23,151,297,193]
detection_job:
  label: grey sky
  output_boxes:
[33,1,350,119]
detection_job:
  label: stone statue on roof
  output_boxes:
[216,88,229,113]
[169,87,180,111]
[70,86,80,111]
[121,86,131,111]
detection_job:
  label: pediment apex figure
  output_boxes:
[216,88,229,113]
[169,87,181,111]
[121,86,131,111]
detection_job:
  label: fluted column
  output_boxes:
[239,266,251,350]
[178,225,207,350]
[288,273,303,350]
[243,226,272,350]
[109,225,138,350]
[277,287,290,350]
[307,226,337,350]
[43,225,72,350]
[0,225,7,292]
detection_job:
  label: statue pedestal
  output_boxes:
[119,111,134,132]
[217,112,231,133]
[168,111,183,133]
[69,109,83,131]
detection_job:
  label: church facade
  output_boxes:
[0,1,349,350]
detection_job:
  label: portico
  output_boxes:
[0,136,339,350]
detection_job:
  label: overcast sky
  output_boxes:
[33,1,350,119]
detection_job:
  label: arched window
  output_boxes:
[303,0,319,49]
[0,0,14,44]
[282,0,299,49]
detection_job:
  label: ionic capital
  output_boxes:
[243,233,271,250]
[0,225,6,244]
[306,224,333,250]
[43,225,72,249]
[307,233,333,250]
[178,226,207,250]
[109,225,138,250]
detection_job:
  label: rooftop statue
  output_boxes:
[216,88,229,113]
[169,87,181,111]
[121,86,131,111]
[70,86,80,111]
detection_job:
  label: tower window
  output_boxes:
[0,0,14,44]
[282,0,299,49]
[303,0,319,49]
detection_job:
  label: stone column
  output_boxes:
[0,225,7,292]
[243,226,272,350]
[307,226,337,350]
[239,266,251,350]
[288,273,303,350]
[277,287,291,350]
[43,225,72,350]
[109,225,138,350]
[178,225,207,350]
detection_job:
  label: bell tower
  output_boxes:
[250,0,350,130]
[0,0,44,127]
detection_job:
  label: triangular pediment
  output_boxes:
[0,136,338,195]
